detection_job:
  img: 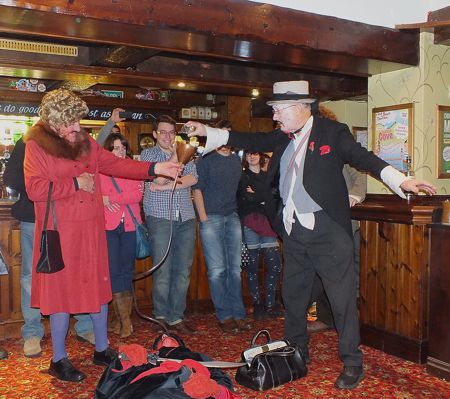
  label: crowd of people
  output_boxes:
[0,82,436,391]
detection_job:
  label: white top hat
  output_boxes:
[266,80,316,105]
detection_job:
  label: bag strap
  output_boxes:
[251,329,272,347]
[43,182,53,230]
[110,177,140,226]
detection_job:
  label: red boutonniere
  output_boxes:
[319,145,331,156]
[309,141,315,152]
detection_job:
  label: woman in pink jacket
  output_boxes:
[100,133,143,338]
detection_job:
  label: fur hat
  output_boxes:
[266,81,316,106]
[39,88,89,129]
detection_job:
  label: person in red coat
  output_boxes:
[100,133,143,339]
[24,88,179,382]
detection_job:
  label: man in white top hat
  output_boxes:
[186,81,436,390]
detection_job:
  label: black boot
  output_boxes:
[253,304,265,320]
[335,366,364,389]
[93,347,118,367]
[0,347,8,360]
[49,358,86,382]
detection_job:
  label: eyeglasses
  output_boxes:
[272,105,297,114]
[156,130,176,136]
[245,152,259,156]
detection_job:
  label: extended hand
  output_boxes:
[185,121,207,137]
[77,172,95,193]
[111,108,125,123]
[400,179,437,195]
[154,161,182,179]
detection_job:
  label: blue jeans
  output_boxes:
[199,212,246,322]
[146,216,196,325]
[21,222,92,339]
[106,222,136,293]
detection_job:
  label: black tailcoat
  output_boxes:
[228,117,388,237]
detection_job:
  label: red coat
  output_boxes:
[24,123,152,315]
[99,174,143,231]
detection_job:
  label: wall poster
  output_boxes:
[437,105,450,178]
[372,103,413,173]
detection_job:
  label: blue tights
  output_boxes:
[50,304,109,362]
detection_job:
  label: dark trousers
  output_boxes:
[311,228,361,327]
[106,222,136,293]
[282,211,362,366]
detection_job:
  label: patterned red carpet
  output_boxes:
[0,312,449,398]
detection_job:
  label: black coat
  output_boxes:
[3,138,35,223]
[228,117,388,237]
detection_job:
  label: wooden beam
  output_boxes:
[0,2,419,76]
[0,56,367,100]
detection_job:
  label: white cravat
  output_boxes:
[283,116,315,235]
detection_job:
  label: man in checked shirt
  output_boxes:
[141,115,198,335]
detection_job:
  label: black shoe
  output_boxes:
[93,347,118,367]
[169,321,197,335]
[0,347,8,360]
[253,304,265,320]
[335,366,364,389]
[265,304,284,318]
[49,358,86,382]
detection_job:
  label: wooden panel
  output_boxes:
[427,224,450,380]
[355,194,450,363]
[227,96,251,132]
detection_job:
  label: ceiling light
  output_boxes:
[177,82,186,88]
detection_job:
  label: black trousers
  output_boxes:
[282,211,362,366]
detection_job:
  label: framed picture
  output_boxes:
[352,126,368,149]
[372,103,413,173]
[437,105,450,178]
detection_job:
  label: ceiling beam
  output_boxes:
[0,2,418,76]
[0,56,366,100]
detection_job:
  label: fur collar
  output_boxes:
[24,121,91,160]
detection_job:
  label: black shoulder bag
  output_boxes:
[36,181,65,273]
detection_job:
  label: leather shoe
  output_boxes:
[335,366,364,389]
[265,304,284,319]
[234,319,252,331]
[218,319,239,333]
[307,320,332,333]
[0,347,8,360]
[76,332,96,346]
[169,321,197,335]
[93,347,118,367]
[23,336,42,358]
[49,358,86,382]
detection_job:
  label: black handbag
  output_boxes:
[235,329,307,391]
[36,182,65,274]
[241,240,250,270]
[111,177,151,260]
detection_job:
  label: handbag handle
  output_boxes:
[264,346,296,357]
[43,182,58,230]
[110,177,140,227]
[250,329,272,347]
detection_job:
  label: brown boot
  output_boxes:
[108,293,122,335]
[117,291,133,338]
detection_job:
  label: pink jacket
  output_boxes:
[100,174,144,232]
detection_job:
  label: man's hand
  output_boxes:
[400,179,437,195]
[154,161,182,179]
[111,108,125,123]
[77,172,95,193]
[185,121,207,137]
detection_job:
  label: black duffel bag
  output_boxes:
[235,329,307,391]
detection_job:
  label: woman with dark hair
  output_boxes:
[238,151,283,320]
[100,133,142,338]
